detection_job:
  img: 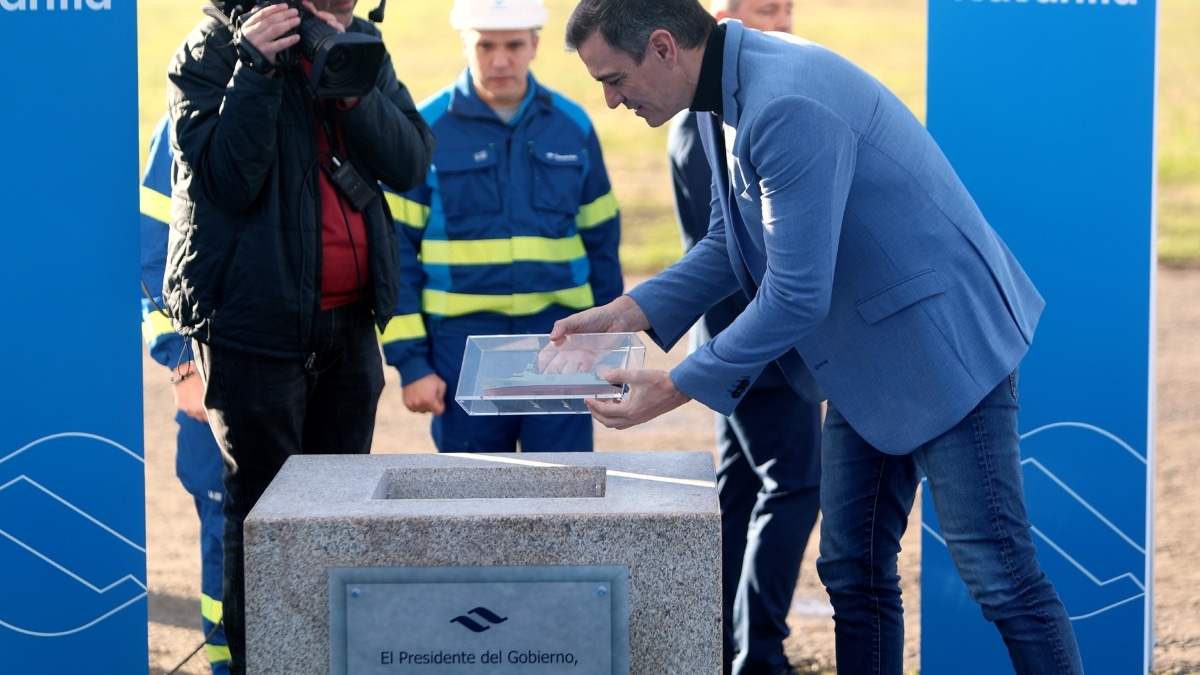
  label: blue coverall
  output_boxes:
[382,70,623,453]
[141,114,231,675]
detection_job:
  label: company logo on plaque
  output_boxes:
[450,607,509,633]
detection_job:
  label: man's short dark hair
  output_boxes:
[565,0,716,63]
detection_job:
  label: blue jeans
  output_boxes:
[815,369,1082,674]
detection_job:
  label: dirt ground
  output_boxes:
[145,268,1200,675]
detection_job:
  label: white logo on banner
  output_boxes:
[1,0,110,10]
[955,0,1136,5]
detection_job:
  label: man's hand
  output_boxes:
[537,334,620,375]
[239,2,302,68]
[402,373,447,415]
[548,295,650,344]
[172,365,209,423]
[539,296,649,374]
[300,0,344,34]
[585,368,691,429]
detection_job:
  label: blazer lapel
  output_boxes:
[714,22,826,404]
[698,111,757,297]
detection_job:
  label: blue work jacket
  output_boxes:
[140,114,189,371]
[383,69,622,385]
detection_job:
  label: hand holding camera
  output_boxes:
[233,0,385,97]
[235,1,302,74]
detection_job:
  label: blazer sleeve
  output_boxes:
[628,216,740,353]
[669,96,857,415]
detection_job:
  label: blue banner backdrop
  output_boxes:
[923,1,1156,673]
[0,0,147,670]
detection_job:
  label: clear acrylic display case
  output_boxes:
[455,333,646,415]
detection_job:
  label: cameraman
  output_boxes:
[165,1,435,672]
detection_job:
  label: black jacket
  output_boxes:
[164,14,435,359]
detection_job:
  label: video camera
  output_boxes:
[256,0,385,98]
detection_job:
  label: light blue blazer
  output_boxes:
[630,21,1044,454]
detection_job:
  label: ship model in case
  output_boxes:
[456,333,646,415]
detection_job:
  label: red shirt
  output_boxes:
[304,61,371,310]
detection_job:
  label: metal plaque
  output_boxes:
[330,565,630,675]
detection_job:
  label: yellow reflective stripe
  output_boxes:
[575,190,618,230]
[140,185,171,223]
[420,236,586,266]
[385,191,429,229]
[423,285,595,317]
[206,643,232,664]
[142,309,175,346]
[199,594,229,662]
[379,313,426,343]
[201,593,224,624]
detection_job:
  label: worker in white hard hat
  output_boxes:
[381,0,623,453]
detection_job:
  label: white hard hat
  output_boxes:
[450,0,548,31]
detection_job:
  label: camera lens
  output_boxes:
[297,11,338,62]
[288,4,386,98]
[321,45,364,89]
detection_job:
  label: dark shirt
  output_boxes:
[691,24,726,115]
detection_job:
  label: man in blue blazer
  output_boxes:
[557,1,1084,672]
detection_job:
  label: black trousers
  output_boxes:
[717,383,822,675]
[196,301,384,675]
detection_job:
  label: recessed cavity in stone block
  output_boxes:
[373,465,607,500]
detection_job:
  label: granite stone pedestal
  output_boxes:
[243,451,721,674]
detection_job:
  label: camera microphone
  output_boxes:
[368,0,385,23]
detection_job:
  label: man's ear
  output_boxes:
[647,29,679,63]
